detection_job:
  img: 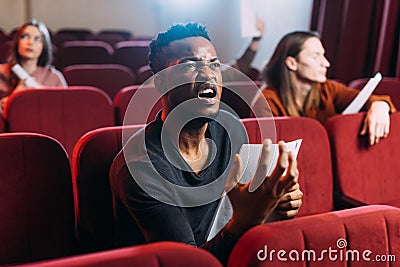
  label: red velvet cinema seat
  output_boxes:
[221,81,262,119]
[113,40,150,75]
[56,28,93,40]
[325,112,400,209]
[83,32,127,46]
[3,87,115,158]
[136,65,153,84]
[0,133,76,265]
[11,242,223,267]
[57,40,114,69]
[62,64,137,100]
[71,125,145,252]
[347,77,400,110]
[241,116,334,216]
[228,205,400,267]
[113,84,162,125]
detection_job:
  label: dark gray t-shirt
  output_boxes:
[110,110,247,264]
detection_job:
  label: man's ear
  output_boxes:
[154,73,167,95]
[285,56,298,71]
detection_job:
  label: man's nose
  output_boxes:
[196,64,217,80]
[323,56,330,68]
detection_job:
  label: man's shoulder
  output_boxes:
[318,79,350,95]
[261,86,279,98]
[110,127,147,176]
[215,109,242,126]
[212,110,248,146]
[213,110,247,134]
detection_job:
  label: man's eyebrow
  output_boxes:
[177,57,220,63]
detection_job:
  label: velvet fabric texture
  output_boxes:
[3,87,115,158]
[62,64,137,100]
[71,125,145,252]
[242,116,334,216]
[0,133,76,265]
[326,112,400,207]
[348,77,400,110]
[113,84,161,125]
[228,205,400,266]
[12,242,223,267]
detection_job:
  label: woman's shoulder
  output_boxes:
[36,65,62,75]
[36,66,67,87]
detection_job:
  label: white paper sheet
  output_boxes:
[240,0,259,37]
[11,64,41,88]
[342,72,382,114]
[206,139,302,241]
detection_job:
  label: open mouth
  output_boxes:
[197,83,217,100]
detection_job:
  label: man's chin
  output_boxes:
[318,75,328,83]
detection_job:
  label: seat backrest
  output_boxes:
[228,205,400,266]
[57,28,93,40]
[83,33,126,45]
[62,64,137,99]
[221,81,262,118]
[98,30,132,40]
[71,125,145,252]
[136,65,153,84]
[113,84,162,125]
[14,242,223,267]
[0,133,76,265]
[52,32,79,48]
[113,40,150,74]
[347,77,400,109]
[57,41,114,69]
[0,40,12,63]
[325,112,400,207]
[3,87,115,158]
[241,116,334,216]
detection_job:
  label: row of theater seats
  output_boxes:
[0,38,151,78]
[1,113,400,266]
[3,205,397,267]
[55,40,151,73]
[0,82,262,158]
[62,64,152,100]
[59,63,400,110]
[0,27,151,46]
[348,76,400,111]
[61,64,263,101]
[60,64,400,109]
[1,75,400,160]
[0,29,152,69]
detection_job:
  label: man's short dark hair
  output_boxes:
[149,22,211,74]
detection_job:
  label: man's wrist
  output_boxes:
[372,101,391,113]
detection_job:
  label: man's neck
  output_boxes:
[291,76,313,109]
[179,119,208,158]
[178,119,210,174]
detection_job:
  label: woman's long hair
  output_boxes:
[262,31,321,116]
[7,19,53,90]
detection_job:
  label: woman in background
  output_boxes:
[0,19,67,114]
[253,31,396,145]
